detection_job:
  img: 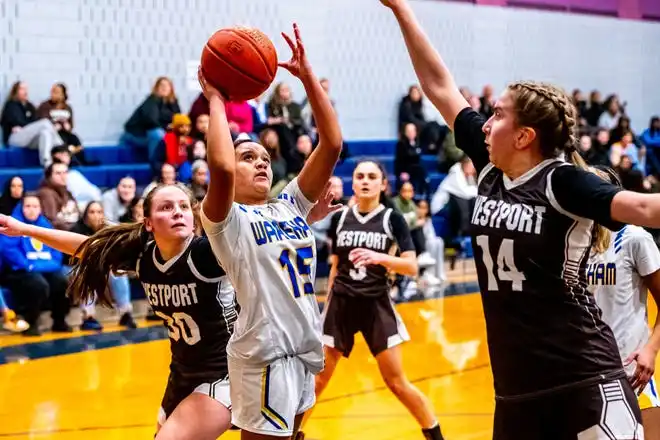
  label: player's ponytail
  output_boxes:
[68,222,149,307]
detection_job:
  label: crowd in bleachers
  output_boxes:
[0,75,657,336]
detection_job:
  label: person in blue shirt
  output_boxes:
[0,193,71,336]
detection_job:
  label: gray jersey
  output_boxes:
[201,179,323,373]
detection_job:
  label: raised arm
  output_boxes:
[198,69,236,224]
[381,0,468,130]
[0,214,88,256]
[279,24,343,203]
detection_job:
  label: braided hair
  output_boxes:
[507,81,587,169]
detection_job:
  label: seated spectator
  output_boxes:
[67,201,136,330]
[0,176,23,215]
[119,197,144,224]
[393,182,435,267]
[249,93,269,134]
[589,128,612,166]
[397,84,445,153]
[226,100,254,135]
[479,85,495,119]
[178,140,207,183]
[188,93,209,130]
[36,83,88,165]
[610,115,638,146]
[616,155,647,192]
[610,131,644,173]
[143,163,177,197]
[585,90,604,127]
[598,95,623,130]
[0,81,63,165]
[571,89,588,128]
[395,122,427,196]
[0,283,29,333]
[0,193,71,335]
[260,129,288,196]
[153,114,193,173]
[430,156,477,250]
[123,77,181,164]
[416,200,444,286]
[287,134,313,175]
[189,160,209,202]
[50,145,102,209]
[190,114,209,142]
[102,177,137,223]
[301,78,334,142]
[37,162,80,230]
[641,116,660,176]
[267,82,305,162]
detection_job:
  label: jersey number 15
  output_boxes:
[280,246,315,298]
[475,235,526,291]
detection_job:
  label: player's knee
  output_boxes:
[383,374,409,397]
[315,370,332,394]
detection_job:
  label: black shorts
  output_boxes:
[321,293,409,357]
[158,372,231,425]
[493,378,643,439]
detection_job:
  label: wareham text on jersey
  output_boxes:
[142,282,199,307]
[585,262,617,286]
[471,195,546,234]
[247,205,312,246]
[336,230,389,252]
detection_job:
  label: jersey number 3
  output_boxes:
[155,311,201,345]
[475,235,526,291]
[280,246,315,298]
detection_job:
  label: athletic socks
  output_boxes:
[422,422,444,440]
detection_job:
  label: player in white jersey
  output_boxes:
[199,24,343,439]
[587,166,660,436]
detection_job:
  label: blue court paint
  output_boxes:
[0,280,481,366]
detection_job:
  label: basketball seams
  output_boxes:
[202,45,268,88]
[228,29,277,77]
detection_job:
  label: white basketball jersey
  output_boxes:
[587,225,660,375]
[201,179,324,374]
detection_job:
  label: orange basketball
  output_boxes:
[201,27,278,102]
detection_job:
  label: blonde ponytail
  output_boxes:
[587,166,613,255]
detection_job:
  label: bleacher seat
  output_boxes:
[346,140,396,157]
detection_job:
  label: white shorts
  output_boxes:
[228,356,315,437]
[157,378,231,426]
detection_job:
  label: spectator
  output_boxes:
[0,81,63,165]
[154,113,193,172]
[50,145,102,209]
[37,162,80,230]
[590,128,612,167]
[225,100,254,135]
[397,84,446,153]
[616,155,647,193]
[287,134,313,175]
[36,83,87,165]
[102,177,137,223]
[142,163,177,197]
[598,95,622,129]
[188,93,209,130]
[0,176,23,215]
[585,90,604,127]
[571,89,588,127]
[393,182,435,267]
[260,129,288,196]
[641,117,660,176]
[123,77,181,163]
[68,201,136,330]
[119,197,144,224]
[610,131,644,173]
[267,82,305,162]
[301,78,335,142]
[190,114,209,142]
[248,93,269,134]
[189,160,209,202]
[416,200,444,286]
[578,135,596,164]
[395,122,427,196]
[0,193,71,335]
[178,140,207,183]
[430,156,477,250]
[610,116,637,146]
[479,85,495,119]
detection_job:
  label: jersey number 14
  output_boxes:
[280,246,315,298]
[475,235,526,291]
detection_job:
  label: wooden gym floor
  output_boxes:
[0,266,654,440]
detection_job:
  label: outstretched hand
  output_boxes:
[306,180,344,225]
[0,214,26,237]
[197,67,225,102]
[278,23,312,79]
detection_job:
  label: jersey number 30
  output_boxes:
[155,311,201,345]
[280,246,315,298]
[475,235,526,291]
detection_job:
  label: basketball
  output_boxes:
[201,26,278,102]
